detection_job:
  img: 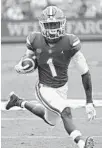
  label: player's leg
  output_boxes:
[39,84,84,147]
[6,92,54,126]
[39,84,94,148]
[61,107,94,148]
[61,107,85,147]
[35,83,61,126]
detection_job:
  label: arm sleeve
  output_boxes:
[72,51,89,75]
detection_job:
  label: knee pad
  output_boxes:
[61,107,72,119]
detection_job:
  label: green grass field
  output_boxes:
[1,42,102,148]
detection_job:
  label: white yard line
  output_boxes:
[1,135,102,139]
[1,100,102,110]
[1,117,102,121]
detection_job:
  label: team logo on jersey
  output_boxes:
[36,48,42,54]
[48,49,53,54]
[61,51,64,54]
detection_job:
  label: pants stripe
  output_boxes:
[35,83,60,115]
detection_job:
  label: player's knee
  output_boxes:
[61,107,72,119]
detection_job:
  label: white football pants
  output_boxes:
[35,82,73,125]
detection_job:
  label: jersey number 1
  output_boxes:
[47,58,57,77]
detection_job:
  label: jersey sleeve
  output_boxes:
[26,32,36,51]
[72,51,89,75]
[69,34,81,57]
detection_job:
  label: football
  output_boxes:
[22,57,36,73]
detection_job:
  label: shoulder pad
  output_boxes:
[69,34,80,47]
[26,32,36,45]
[66,34,81,57]
[26,32,40,50]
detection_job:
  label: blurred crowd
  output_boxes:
[1,0,102,20]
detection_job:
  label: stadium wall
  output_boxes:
[1,18,102,43]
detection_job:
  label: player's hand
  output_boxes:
[85,103,96,121]
[15,58,29,74]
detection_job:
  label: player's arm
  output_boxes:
[72,51,92,103]
[70,34,92,103]
[70,35,96,120]
[72,51,96,120]
[15,33,37,74]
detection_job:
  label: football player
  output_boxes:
[6,6,96,148]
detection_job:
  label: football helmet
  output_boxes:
[38,6,66,41]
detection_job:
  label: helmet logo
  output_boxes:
[49,6,53,16]
[47,17,56,22]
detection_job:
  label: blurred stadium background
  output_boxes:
[1,0,102,148]
[1,0,102,42]
[1,0,102,20]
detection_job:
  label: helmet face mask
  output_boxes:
[39,6,66,41]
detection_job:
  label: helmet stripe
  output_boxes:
[49,6,52,16]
